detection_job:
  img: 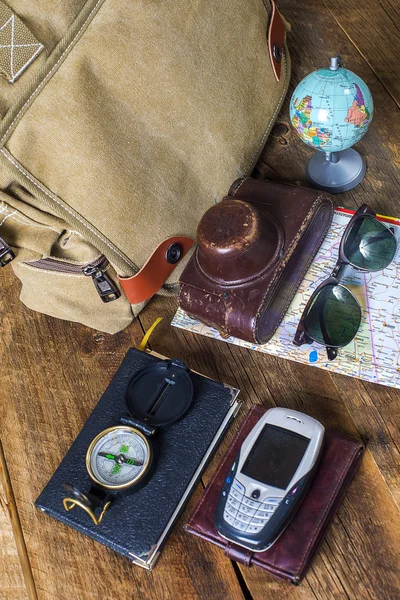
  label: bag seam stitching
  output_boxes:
[0,147,136,269]
[0,203,63,233]
[0,0,106,145]
[243,48,288,175]
[0,9,289,278]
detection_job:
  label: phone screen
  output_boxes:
[241,424,310,490]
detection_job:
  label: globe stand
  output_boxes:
[307,149,366,194]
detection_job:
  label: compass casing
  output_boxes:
[86,425,154,491]
[86,359,194,492]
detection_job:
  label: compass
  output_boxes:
[63,358,193,525]
[86,426,151,490]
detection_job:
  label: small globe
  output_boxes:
[290,61,373,153]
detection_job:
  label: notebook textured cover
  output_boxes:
[185,405,364,584]
[35,348,240,569]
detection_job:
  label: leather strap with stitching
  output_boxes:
[118,236,194,305]
[225,542,253,566]
[268,0,286,82]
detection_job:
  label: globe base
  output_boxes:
[307,148,366,194]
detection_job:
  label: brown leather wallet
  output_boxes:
[179,178,333,344]
[185,405,364,584]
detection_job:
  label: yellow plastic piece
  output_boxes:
[138,317,163,351]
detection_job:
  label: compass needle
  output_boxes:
[87,426,150,490]
[65,359,193,525]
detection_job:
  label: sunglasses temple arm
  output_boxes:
[315,289,340,361]
[326,346,338,360]
[293,327,313,346]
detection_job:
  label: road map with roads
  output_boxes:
[172,209,400,389]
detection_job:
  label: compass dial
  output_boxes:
[86,426,151,490]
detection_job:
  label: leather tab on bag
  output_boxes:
[268,0,286,82]
[224,542,253,566]
[118,236,194,305]
[0,2,43,83]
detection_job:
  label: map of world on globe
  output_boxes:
[290,66,374,153]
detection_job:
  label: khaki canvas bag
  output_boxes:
[0,0,290,333]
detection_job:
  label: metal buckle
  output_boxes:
[0,237,15,267]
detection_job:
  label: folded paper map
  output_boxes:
[172,209,400,389]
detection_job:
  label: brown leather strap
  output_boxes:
[224,542,253,567]
[268,0,286,82]
[118,236,194,305]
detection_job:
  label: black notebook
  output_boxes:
[35,349,240,569]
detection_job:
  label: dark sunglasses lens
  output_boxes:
[344,216,397,271]
[304,284,361,348]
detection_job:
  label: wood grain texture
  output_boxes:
[1,0,400,598]
[0,270,244,600]
[140,298,400,600]
[0,452,29,600]
[259,0,400,509]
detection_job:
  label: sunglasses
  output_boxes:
[294,204,397,360]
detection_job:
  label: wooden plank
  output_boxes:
[0,446,29,600]
[259,0,400,219]
[257,0,400,505]
[0,269,245,600]
[331,374,400,506]
[324,0,400,108]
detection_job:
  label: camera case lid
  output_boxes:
[179,178,333,345]
[197,198,284,284]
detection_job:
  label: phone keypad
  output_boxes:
[224,512,236,526]
[257,504,275,513]
[241,497,260,509]
[233,520,247,531]
[230,488,244,502]
[227,496,241,510]
[225,504,238,518]
[235,512,253,524]
[223,479,281,534]
[240,505,256,517]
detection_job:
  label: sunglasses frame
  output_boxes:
[294,204,397,360]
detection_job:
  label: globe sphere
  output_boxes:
[290,65,373,153]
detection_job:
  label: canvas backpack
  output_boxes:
[0,0,290,333]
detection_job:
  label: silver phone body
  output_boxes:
[216,407,325,552]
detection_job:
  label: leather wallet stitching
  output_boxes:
[187,413,363,581]
[294,444,361,577]
[225,542,253,566]
[249,443,362,578]
[185,406,260,530]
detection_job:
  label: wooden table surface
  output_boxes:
[1,0,400,598]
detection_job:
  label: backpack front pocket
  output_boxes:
[0,187,134,333]
[13,255,133,333]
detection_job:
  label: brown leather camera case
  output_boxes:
[179,178,333,344]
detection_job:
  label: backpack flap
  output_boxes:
[0,0,290,332]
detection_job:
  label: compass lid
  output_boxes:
[125,358,194,427]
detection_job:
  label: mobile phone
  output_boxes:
[214,407,325,552]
